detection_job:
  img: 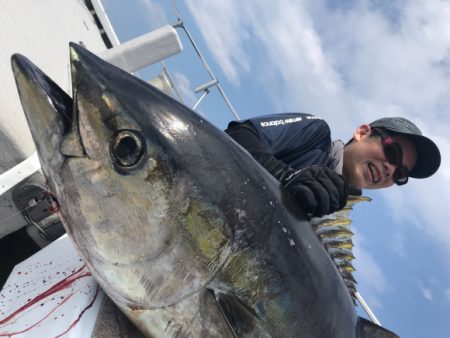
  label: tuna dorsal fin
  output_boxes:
[356,317,400,338]
[212,291,271,337]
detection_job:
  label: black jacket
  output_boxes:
[225,113,333,179]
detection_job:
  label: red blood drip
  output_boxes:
[0,265,93,337]
[55,285,100,338]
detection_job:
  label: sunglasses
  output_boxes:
[373,128,409,186]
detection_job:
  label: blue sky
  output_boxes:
[102,1,450,336]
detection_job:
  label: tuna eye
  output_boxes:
[111,130,145,168]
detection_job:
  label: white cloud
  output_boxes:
[185,0,251,85]
[353,232,390,309]
[173,71,197,107]
[445,289,450,303]
[381,166,450,259]
[390,232,406,257]
[422,288,433,301]
[137,0,169,28]
[187,0,346,112]
[418,280,433,301]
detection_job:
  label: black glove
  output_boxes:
[281,166,349,217]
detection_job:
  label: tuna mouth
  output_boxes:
[11,43,103,169]
[368,163,381,184]
[11,53,74,171]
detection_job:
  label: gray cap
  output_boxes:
[369,117,441,179]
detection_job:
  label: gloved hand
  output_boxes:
[280,166,349,217]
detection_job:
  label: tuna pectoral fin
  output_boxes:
[356,317,399,338]
[213,291,271,337]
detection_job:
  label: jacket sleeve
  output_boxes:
[225,113,332,180]
[225,121,289,179]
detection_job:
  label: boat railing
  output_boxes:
[169,0,240,120]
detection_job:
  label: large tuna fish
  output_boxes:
[11,43,398,337]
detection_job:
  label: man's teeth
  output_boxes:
[369,163,378,183]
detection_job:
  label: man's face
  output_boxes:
[342,125,418,189]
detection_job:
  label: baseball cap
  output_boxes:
[369,117,441,179]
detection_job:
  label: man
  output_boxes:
[225,113,441,217]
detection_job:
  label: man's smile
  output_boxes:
[368,162,381,184]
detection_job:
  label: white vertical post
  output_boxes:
[356,292,381,325]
